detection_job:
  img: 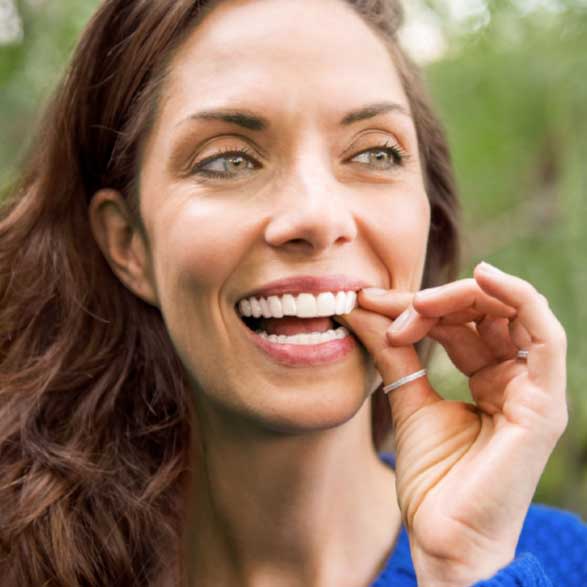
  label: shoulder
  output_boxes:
[515,502,587,585]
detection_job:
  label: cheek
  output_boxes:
[370,188,431,290]
[145,198,259,380]
[150,199,254,308]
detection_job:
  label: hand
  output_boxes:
[335,262,568,587]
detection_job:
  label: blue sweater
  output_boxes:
[373,452,587,586]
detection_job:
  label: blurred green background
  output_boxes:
[1,1,585,515]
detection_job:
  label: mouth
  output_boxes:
[239,313,346,332]
[233,293,359,367]
[232,274,370,342]
[234,289,357,339]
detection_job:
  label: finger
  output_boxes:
[413,278,517,319]
[391,314,522,378]
[406,276,538,361]
[428,322,495,376]
[509,317,533,349]
[358,289,414,317]
[438,309,486,325]
[476,315,520,361]
[473,262,567,395]
[385,305,438,346]
[335,307,442,430]
[468,359,527,416]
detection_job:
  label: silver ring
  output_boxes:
[516,349,529,360]
[383,368,428,394]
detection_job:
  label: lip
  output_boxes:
[235,274,372,303]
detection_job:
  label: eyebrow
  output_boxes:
[340,102,412,125]
[177,101,412,131]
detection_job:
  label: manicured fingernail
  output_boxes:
[362,287,388,296]
[389,308,413,332]
[478,261,505,275]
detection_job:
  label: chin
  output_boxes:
[240,377,373,436]
[189,351,379,436]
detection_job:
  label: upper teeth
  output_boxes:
[238,291,357,319]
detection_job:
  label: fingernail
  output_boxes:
[415,286,442,300]
[389,308,413,332]
[361,287,388,297]
[478,261,505,275]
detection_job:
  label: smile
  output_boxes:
[235,290,360,367]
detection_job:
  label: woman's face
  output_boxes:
[137,0,430,433]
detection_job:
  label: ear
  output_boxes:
[89,189,159,307]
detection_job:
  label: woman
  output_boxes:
[0,0,584,585]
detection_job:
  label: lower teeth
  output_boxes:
[256,326,350,345]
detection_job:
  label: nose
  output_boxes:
[263,151,357,255]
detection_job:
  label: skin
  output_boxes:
[338,268,568,586]
[89,0,568,586]
[336,263,568,587]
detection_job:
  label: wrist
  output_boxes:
[411,543,516,587]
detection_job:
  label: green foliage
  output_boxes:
[1,0,585,513]
[0,0,98,190]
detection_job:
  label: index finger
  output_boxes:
[412,278,517,319]
[357,289,415,317]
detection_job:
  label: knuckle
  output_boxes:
[522,281,539,299]
[546,401,569,438]
[550,411,569,440]
[560,408,569,432]
[552,323,567,349]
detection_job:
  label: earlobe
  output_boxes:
[89,189,159,307]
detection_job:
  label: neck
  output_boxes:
[180,395,401,587]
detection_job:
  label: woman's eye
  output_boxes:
[191,148,259,179]
[350,143,405,170]
[190,142,406,180]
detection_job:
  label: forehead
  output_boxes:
[161,0,409,126]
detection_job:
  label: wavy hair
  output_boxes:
[0,0,460,584]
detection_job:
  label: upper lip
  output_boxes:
[236,274,372,303]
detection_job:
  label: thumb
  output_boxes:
[336,307,442,430]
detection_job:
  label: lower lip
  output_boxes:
[236,314,358,367]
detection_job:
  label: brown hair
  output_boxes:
[0,0,460,585]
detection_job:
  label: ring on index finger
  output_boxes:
[382,368,428,394]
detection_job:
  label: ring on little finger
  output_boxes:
[516,349,529,360]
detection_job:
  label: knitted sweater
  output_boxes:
[373,452,587,586]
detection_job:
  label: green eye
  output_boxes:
[191,148,259,179]
[350,143,405,170]
[190,141,406,181]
